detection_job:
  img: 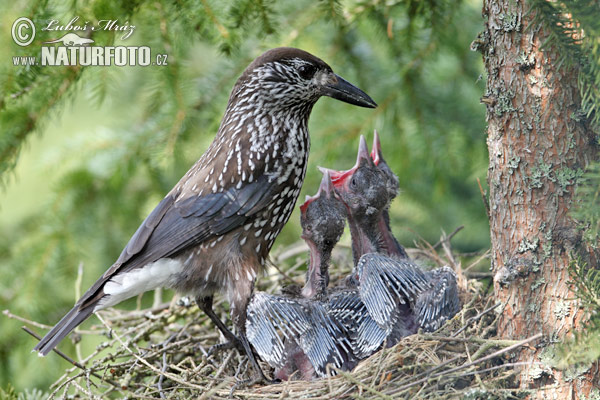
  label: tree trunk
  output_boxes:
[478,0,599,397]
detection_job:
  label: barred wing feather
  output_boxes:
[246,292,351,376]
[415,266,461,332]
[355,253,429,331]
[325,290,387,360]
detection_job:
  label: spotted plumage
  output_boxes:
[34,47,376,383]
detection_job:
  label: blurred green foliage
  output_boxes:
[0,0,489,392]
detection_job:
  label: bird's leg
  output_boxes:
[195,295,244,354]
[229,334,279,394]
[230,296,279,388]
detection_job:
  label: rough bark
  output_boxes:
[476,0,599,397]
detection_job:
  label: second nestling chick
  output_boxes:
[271,172,353,380]
[329,134,461,341]
[298,173,348,300]
[322,135,408,264]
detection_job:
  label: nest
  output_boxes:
[21,232,535,399]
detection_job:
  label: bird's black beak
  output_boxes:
[322,74,377,108]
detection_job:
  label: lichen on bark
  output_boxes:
[476,0,598,397]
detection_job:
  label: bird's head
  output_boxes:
[300,171,347,252]
[299,171,347,299]
[323,136,389,220]
[233,47,377,111]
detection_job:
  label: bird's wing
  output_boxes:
[246,292,351,376]
[325,290,387,360]
[131,172,280,263]
[355,253,429,331]
[35,169,283,354]
[415,266,461,332]
[79,172,280,308]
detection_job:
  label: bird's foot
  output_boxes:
[208,338,245,356]
[229,371,280,395]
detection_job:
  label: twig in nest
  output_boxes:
[21,326,120,388]
[335,369,394,400]
[455,361,532,378]
[465,271,493,279]
[95,313,210,392]
[387,333,543,395]
[432,225,464,250]
[370,338,388,389]
[214,350,235,380]
[452,303,500,337]
[411,232,446,267]
[423,335,521,347]
[157,333,178,398]
[266,257,299,284]
[463,249,491,273]
[4,309,53,330]
[400,353,463,386]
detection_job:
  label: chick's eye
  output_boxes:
[298,64,316,80]
[351,177,357,188]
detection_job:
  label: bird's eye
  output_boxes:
[305,224,312,232]
[350,177,357,188]
[298,64,317,80]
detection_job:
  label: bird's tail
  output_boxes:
[33,304,95,356]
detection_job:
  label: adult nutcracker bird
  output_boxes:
[33,47,377,382]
